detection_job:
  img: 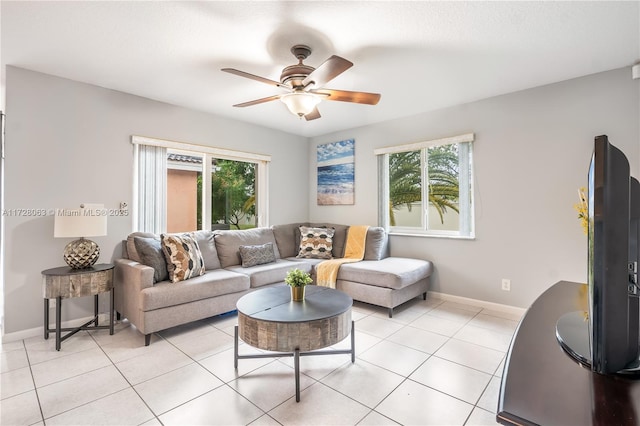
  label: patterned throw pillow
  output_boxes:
[238,242,276,268]
[133,236,169,283]
[297,226,335,259]
[160,233,205,283]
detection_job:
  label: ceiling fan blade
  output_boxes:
[233,95,281,108]
[304,107,321,121]
[310,89,381,105]
[302,55,353,88]
[221,68,290,89]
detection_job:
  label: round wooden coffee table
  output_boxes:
[234,285,355,402]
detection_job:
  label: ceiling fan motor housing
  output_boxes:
[281,45,315,88]
[280,64,315,88]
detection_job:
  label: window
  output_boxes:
[133,136,269,233]
[166,151,203,232]
[204,157,256,231]
[375,133,474,238]
[165,152,257,232]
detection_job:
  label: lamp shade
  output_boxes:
[280,92,321,117]
[54,204,107,238]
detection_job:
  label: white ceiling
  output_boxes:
[1,1,639,138]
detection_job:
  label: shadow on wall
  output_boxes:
[5,215,102,333]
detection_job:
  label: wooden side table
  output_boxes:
[42,263,115,351]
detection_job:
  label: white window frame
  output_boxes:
[375,133,475,239]
[132,135,270,232]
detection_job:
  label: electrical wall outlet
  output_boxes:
[501,279,511,291]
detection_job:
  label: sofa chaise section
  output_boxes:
[272,223,433,317]
[337,257,433,317]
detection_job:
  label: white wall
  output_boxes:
[309,67,639,308]
[3,66,309,335]
[4,65,638,336]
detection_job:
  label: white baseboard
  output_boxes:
[2,295,525,343]
[428,291,527,319]
[2,314,111,343]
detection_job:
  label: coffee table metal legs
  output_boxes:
[234,321,356,402]
[351,322,356,363]
[234,325,239,369]
[294,349,301,402]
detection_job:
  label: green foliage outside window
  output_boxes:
[389,144,460,226]
[197,159,256,230]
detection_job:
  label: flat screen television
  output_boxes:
[588,135,638,374]
[556,135,640,375]
[628,177,640,365]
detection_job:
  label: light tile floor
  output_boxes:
[1,296,521,425]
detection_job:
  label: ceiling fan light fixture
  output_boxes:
[280,92,321,118]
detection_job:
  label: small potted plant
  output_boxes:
[285,268,313,302]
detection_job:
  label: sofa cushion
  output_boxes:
[226,259,311,288]
[214,228,281,268]
[126,232,157,263]
[239,242,276,267]
[161,233,206,283]
[134,236,168,283]
[285,257,325,266]
[363,227,389,261]
[297,226,334,259]
[191,230,221,270]
[272,222,308,258]
[139,269,250,311]
[338,257,433,290]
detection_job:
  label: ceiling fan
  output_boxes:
[222,45,381,121]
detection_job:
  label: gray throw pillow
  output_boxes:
[238,242,276,267]
[133,236,168,283]
[126,231,157,262]
[364,227,389,260]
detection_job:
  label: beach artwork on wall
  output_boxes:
[317,139,355,205]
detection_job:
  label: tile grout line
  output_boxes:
[158,325,285,424]
[318,305,483,423]
[90,327,162,426]
[22,338,46,425]
[30,329,156,424]
[6,296,514,426]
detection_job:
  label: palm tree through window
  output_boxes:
[382,136,474,237]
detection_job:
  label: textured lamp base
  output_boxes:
[63,238,100,269]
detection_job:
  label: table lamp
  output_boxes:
[54,204,107,269]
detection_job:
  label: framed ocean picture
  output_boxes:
[317,139,355,205]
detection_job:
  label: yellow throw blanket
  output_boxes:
[317,225,369,289]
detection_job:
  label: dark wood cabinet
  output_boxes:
[498,281,640,426]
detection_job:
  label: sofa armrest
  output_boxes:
[115,258,154,291]
[114,258,154,331]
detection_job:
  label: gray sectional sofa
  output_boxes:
[114,223,433,345]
